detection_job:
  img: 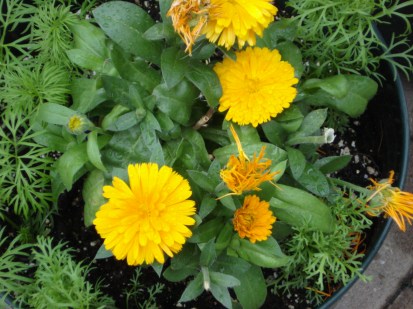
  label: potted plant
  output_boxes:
[0,0,412,308]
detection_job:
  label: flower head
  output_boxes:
[214,47,298,127]
[367,170,413,231]
[93,163,196,265]
[204,0,278,49]
[220,125,278,195]
[67,114,87,135]
[233,195,276,243]
[167,0,210,54]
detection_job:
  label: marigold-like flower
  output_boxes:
[204,0,278,49]
[167,0,210,54]
[67,114,87,135]
[220,125,278,195]
[367,170,413,231]
[93,163,196,265]
[214,47,298,127]
[233,195,276,243]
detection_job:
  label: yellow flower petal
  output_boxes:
[93,163,196,266]
[214,47,298,127]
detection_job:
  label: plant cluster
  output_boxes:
[287,0,413,79]
[1,0,413,308]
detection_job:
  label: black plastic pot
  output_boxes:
[318,30,411,308]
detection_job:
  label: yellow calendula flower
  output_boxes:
[367,170,413,232]
[67,114,86,135]
[204,0,278,49]
[220,125,278,195]
[167,0,210,54]
[233,195,276,243]
[93,163,196,266]
[214,47,298,127]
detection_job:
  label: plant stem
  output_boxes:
[328,177,372,196]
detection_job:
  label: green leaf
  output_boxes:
[296,108,328,136]
[188,170,217,193]
[37,103,77,126]
[161,46,187,89]
[102,75,146,109]
[66,49,106,72]
[56,142,89,190]
[153,80,199,125]
[111,43,161,92]
[200,239,217,267]
[83,169,106,227]
[314,155,352,174]
[199,196,217,219]
[266,183,335,233]
[230,237,289,268]
[303,75,349,98]
[71,78,106,113]
[190,218,225,243]
[179,273,204,303]
[69,20,108,60]
[94,244,113,260]
[234,265,267,309]
[261,121,287,146]
[257,18,297,48]
[286,146,306,179]
[215,222,234,252]
[302,75,378,117]
[87,131,109,172]
[186,61,222,107]
[296,164,330,197]
[277,41,304,78]
[210,283,233,309]
[210,272,240,288]
[93,1,162,64]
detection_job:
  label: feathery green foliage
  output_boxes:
[0,113,54,219]
[288,0,413,79]
[123,268,165,309]
[1,61,70,114]
[17,237,115,309]
[273,189,373,304]
[0,0,36,78]
[0,228,33,306]
[31,1,80,67]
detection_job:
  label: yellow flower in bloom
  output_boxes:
[220,125,278,195]
[233,195,276,243]
[367,170,413,232]
[93,163,196,265]
[214,47,298,127]
[167,0,210,54]
[67,114,86,135]
[204,0,278,49]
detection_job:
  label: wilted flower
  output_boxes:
[214,47,298,127]
[220,125,278,195]
[167,0,210,54]
[367,170,413,231]
[93,163,196,265]
[233,195,276,243]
